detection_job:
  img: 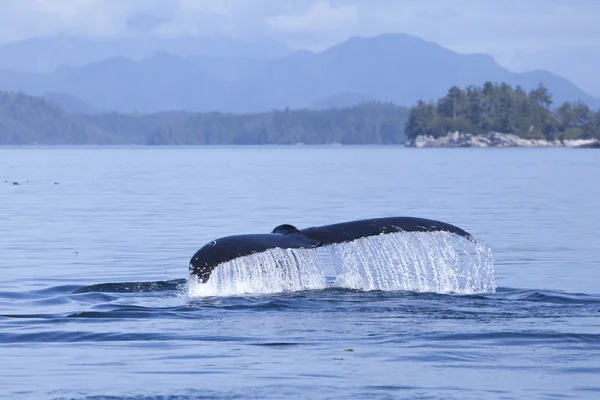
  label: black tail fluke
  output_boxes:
[189,217,474,283]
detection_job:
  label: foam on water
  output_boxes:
[188,231,496,297]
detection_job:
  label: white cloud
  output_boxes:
[333,0,600,52]
[266,1,358,33]
[0,0,137,42]
[264,1,359,49]
[151,0,241,36]
[0,0,599,94]
[2,0,598,51]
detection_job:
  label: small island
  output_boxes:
[404,82,600,148]
[1,82,599,147]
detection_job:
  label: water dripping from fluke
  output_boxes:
[187,231,495,297]
[188,248,328,297]
[328,232,495,294]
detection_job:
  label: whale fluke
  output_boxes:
[189,217,474,283]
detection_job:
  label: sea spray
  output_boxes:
[188,231,495,297]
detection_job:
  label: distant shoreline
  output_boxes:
[0,141,597,149]
[405,132,600,148]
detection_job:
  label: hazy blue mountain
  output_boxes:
[0,91,118,144]
[186,54,269,82]
[308,93,374,109]
[43,92,98,113]
[0,33,598,112]
[0,36,291,73]
[0,52,234,112]
[511,69,598,109]
[51,52,233,112]
[185,50,317,83]
[0,69,39,93]
[235,34,600,111]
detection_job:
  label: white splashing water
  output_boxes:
[188,247,328,297]
[328,232,495,294]
[188,232,495,297]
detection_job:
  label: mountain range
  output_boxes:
[0,36,291,72]
[1,33,598,113]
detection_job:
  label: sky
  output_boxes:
[0,0,599,96]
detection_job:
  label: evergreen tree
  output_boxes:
[404,82,599,140]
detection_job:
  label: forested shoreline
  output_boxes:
[2,83,600,145]
[0,91,408,145]
[405,82,600,140]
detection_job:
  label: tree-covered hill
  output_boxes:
[79,111,194,144]
[405,82,600,140]
[146,102,408,145]
[0,91,118,144]
[0,91,409,145]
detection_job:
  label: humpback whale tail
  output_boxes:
[189,217,476,284]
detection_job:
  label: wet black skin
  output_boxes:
[189,216,474,283]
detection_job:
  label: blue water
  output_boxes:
[1,146,599,399]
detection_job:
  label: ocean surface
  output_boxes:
[1,146,599,400]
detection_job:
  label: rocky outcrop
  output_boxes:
[406,131,600,148]
[575,141,600,148]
